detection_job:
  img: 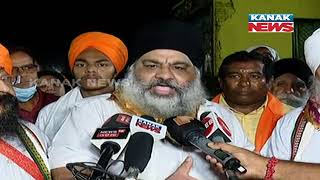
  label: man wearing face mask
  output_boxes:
[10,47,59,123]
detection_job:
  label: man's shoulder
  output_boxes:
[198,99,236,120]
[276,107,304,128]
[199,99,233,113]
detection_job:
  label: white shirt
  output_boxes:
[262,107,320,163]
[36,87,109,142]
[49,98,253,180]
[0,121,49,180]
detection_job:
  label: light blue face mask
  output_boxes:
[13,85,37,102]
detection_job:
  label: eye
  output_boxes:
[144,64,157,69]
[295,81,307,90]
[227,74,240,79]
[74,62,86,68]
[250,74,262,79]
[276,81,286,87]
[174,66,186,71]
[96,62,110,68]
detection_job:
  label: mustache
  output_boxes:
[277,93,308,107]
[141,79,185,93]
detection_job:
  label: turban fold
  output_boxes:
[304,28,320,75]
[68,32,128,73]
[273,58,312,87]
[0,43,13,75]
[129,19,204,69]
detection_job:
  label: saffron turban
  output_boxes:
[0,43,13,75]
[68,32,128,73]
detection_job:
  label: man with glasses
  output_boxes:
[10,47,59,123]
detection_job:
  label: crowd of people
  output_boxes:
[0,18,319,180]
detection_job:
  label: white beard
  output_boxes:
[118,66,207,120]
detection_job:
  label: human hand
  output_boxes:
[166,156,198,180]
[206,142,268,179]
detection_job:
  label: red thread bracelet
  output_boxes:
[264,156,279,180]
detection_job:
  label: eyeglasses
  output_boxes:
[13,64,37,73]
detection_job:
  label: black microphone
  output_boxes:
[124,132,154,180]
[90,141,121,179]
[164,117,247,174]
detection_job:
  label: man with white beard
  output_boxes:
[49,19,253,180]
[271,58,312,108]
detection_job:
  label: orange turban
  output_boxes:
[0,43,12,75]
[68,32,128,74]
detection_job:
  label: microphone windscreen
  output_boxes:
[102,113,132,128]
[124,132,154,172]
[140,115,156,122]
[164,117,206,146]
[100,141,121,154]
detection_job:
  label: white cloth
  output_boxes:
[49,98,253,180]
[261,107,320,163]
[36,86,110,142]
[0,121,49,179]
[246,44,280,61]
[304,28,320,75]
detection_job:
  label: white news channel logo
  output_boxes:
[248,14,294,33]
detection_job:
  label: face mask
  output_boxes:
[13,85,37,102]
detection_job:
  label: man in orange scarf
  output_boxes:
[212,51,291,152]
[36,32,128,142]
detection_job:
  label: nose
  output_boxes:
[155,65,174,81]
[86,64,97,73]
[239,77,250,87]
[284,84,294,94]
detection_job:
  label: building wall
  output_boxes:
[215,0,320,73]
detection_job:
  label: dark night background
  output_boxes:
[0,1,179,74]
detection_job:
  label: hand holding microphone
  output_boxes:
[163,116,247,175]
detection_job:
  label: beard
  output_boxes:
[118,66,207,121]
[277,92,309,108]
[309,77,320,106]
[0,92,19,137]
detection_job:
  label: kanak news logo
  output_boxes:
[136,118,162,134]
[248,14,294,33]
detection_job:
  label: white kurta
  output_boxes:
[36,87,109,142]
[0,121,49,179]
[262,107,320,163]
[49,98,253,180]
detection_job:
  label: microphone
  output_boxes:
[129,115,167,140]
[124,132,154,180]
[164,117,247,174]
[200,112,232,143]
[90,141,121,179]
[91,113,132,161]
